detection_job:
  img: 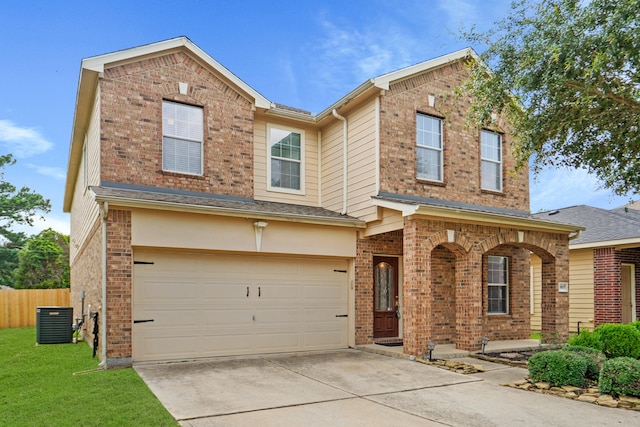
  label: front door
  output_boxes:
[373,256,399,338]
[621,264,636,323]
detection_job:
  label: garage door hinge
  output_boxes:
[134,261,154,265]
[333,269,347,273]
[335,314,348,318]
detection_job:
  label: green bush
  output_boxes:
[563,345,607,380]
[528,350,587,387]
[595,324,640,359]
[567,329,603,350]
[631,321,640,333]
[598,357,640,397]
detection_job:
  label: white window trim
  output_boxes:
[267,123,305,195]
[481,130,502,192]
[488,255,509,315]
[416,113,443,182]
[162,100,204,176]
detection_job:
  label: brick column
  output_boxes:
[402,218,431,357]
[105,209,133,367]
[541,253,570,343]
[594,247,621,325]
[455,250,483,350]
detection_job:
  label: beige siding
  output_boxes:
[321,120,346,212]
[346,98,378,221]
[131,209,358,258]
[69,88,101,264]
[531,254,542,331]
[531,249,595,334]
[362,208,404,237]
[253,118,319,206]
[568,249,595,332]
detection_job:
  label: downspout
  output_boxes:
[568,230,582,241]
[100,201,108,366]
[332,109,348,215]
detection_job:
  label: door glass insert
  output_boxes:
[375,262,395,311]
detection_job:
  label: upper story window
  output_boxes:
[481,130,502,192]
[488,255,508,314]
[416,113,443,182]
[268,124,304,193]
[162,100,203,175]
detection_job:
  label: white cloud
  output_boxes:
[309,17,417,99]
[436,0,479,31]
[9,213,70,237]
[0,119,53,157]
[25,163,66,180]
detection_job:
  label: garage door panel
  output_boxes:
[133,251,349,362]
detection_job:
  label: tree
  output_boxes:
[0,154,51,239]
[462,0,640,196]
[0,231,26,288]
[14,229,70,289]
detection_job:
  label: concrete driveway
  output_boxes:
[135,349,637,426]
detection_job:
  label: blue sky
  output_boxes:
[0,1,634,237]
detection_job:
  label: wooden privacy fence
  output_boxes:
[0,288,71,328]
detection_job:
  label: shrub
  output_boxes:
[563,345,607,380]
[567,329,602,350]
[598,357,640,397]
[528,350,587,387]
[631,321,640,333]
[595,324,640,359]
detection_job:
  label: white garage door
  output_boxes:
[132,250,349,362]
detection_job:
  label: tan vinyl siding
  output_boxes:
[253,118,319,206]
[362,208,404,237]
[346,98,377,221]
[69,88,101,264]
[531,249,595,334]
[531,254,542,332]
[320,120,346,212]
[567,249,595,332]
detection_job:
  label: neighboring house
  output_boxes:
[63,37,580,367]
[531,205,640,332]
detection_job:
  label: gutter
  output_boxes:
[332,109,348,215]
[100,201,108,366]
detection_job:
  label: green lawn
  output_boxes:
[0,328,178,427]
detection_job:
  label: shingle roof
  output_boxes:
[91,182,365,227]
[532,205,640,245]
[372,192,582,233]
[374,192,532,217]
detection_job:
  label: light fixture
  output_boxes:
[481,337,490,354]
[427,342,436,361]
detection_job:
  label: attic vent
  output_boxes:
[548,210,560,216]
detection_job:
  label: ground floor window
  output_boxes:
[488,255,508,314]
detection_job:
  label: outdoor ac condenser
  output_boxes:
[36,306,73,344]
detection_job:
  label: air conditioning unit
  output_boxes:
[36,306,73,344]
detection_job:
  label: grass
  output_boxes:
[0,328,178,427]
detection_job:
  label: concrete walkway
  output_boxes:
[135,349,638,426]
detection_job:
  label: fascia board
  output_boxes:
[372,197,583,233]
[570,238,640,250]
[92,192,366,229]
[81,37,271,109]
[372,47,478,88]
[63,66,99,212]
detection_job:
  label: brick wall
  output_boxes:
[355,217,569,355]
[594,247,640,325]
[105,209,132,365]
[378,61,529,212]
[482,245,531,341]
[100,51,254,198]
[355,231,403,344]
[70,217,102,354]
[430,245,456,343]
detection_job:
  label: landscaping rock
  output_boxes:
[577,395,597,403]
[534,382,550,390]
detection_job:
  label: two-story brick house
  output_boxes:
[64,37,580,367]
